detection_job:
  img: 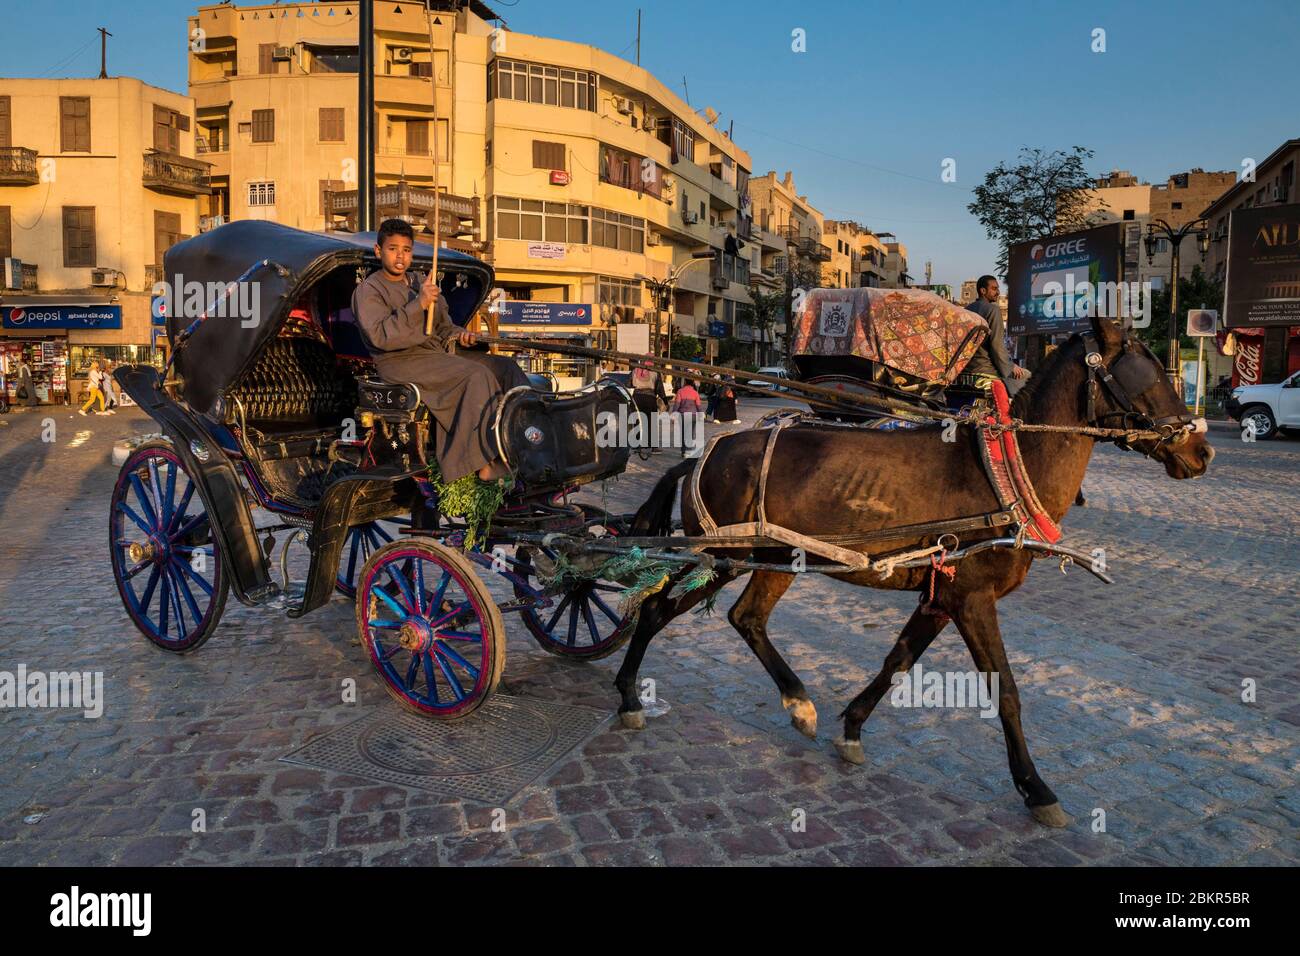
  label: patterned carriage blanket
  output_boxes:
[791,287,989,386]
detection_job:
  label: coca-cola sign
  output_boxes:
[1235,338,1263,387]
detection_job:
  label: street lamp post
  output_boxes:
[637,251,714,362]
[1145,217,1209,393]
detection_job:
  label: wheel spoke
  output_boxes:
[367,618,402,630]
[437,630,482,642]
[168,481,195,534]
[428,599,470,629]
[581,596,602,646]
[404,654,420,691]
[158,571,171,639]
[566,601,580,647]
[373,586,408,619]
[434,640,479,680]
[589,590,624,626]
[178,554,215,597]
[138,566,161,617]
[117,500,154,537]
[129,473,157,529]
[162,460,177,529]
[431,647,466,701]
[544,591,575,633]
[421,653,439,702]
[166,567,189,636]
[379,641,404,662]
[428,570,452,620]
[414,560,426,616]
[343,530,361,586]
[123,558,152,581]
[171,513,208,543]
[385,561,417,613]
[170,560,204,625]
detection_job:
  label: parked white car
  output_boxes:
[1225,369,1300,439]
[746,367,791,392]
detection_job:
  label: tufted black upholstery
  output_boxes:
[228,336,357,432]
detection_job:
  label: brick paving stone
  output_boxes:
[657,834,722,866]
[512,822,574,856]
[714,825,786,859]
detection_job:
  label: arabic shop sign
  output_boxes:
[496,301,593,326]
[4,305,123,330]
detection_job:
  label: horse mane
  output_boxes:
[1009,333,1085,422]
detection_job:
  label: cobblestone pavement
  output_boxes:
[0,401,1296,866]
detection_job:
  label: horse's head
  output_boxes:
[1082,314,1214,479]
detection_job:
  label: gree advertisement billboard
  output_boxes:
[1007,223,1123,336]
[1223,203,1300,328]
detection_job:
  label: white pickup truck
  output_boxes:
[1225,369,1300,439]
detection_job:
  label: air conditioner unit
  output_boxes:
[272,46,294,61]
[611,95,634,116]
[646,232,661,246]
[683,211,700,225]
[2,258,22,290]
[711,274,728,290]
[393,47,414,64]
[90,269,117,288]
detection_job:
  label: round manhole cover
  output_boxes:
[358,698,562,778]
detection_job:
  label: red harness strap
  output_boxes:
[977,381,1061,545]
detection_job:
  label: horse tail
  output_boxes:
[631,459,695,536]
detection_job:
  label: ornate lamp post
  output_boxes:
[637,251,715,359]
[1145,217,1209,392]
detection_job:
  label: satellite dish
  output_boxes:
[703,107,719,126]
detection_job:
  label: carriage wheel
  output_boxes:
[335,517,412,599]
[357,539,505,718]
[513,545,636,661]
[110,441,228,653]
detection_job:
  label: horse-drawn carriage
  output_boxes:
[111,221,638,717]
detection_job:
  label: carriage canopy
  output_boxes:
[791,287,989,387]
[159,220,494,415]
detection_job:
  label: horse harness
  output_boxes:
[685,333,1199,580]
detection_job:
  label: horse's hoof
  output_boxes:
[833,738,865,765]
[1030,802,1070,828]
[782,697,818,739]
[619,710,646,731]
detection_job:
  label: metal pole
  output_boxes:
[1195,334,1206,416]
[357,0,375,232]
[425,2,441,336]
[97,28,111,79]
[1169,235,1181,393]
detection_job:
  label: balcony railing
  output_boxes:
[797,236,832,261]
[0,147,39,186]
[143,150,212,196]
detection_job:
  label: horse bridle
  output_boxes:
[1079,331,1203,452]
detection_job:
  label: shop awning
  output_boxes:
[1,295,115,306]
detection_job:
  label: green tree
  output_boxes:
[1136,265,1223,364]
[748,284,784,359]
[968,146,1101,275]
[670,333,701,361]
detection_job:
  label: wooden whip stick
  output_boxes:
[424,1,441,336]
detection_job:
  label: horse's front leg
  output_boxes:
[613,571,733,729]
[727,570,816,737]
[950,590,1070,828]
[835,604,948,764]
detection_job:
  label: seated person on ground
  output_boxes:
[351,218,529,483]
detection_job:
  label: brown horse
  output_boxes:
[616,313,1213,827]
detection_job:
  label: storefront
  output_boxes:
[1,295,163,406]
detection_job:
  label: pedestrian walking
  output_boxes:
[79,360,112,416]
[703,372,721,421]
[16,359,37,408]
[669,380,703,457]
[102,360,119,410]
[714,375,739,424]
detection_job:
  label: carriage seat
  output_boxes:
[228,336,358,441]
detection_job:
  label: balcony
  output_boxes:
[797,236,832,261]
[143,151,212,196]
[0,147,39,186]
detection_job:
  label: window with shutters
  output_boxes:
[259,44,276,75]
[62,207,96,267]
[532,140,565,170]
[0,96,10,149]
[247,181,276,207]
[251,109,275,143]
[405,119,429,156]
[154,210,181,269]
[153,105,180,153]
[319,108,345,143]
[60,97,91,153]
[0,207,11,260]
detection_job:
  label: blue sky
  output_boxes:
[5,0,1298,288]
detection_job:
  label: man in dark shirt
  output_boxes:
[953,275,1028,404]
[351,219,527,482]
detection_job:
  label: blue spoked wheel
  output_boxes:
[356,539,505,718]
[110,442,228,653]
[335,517,412,599]
[513,544,635,661]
